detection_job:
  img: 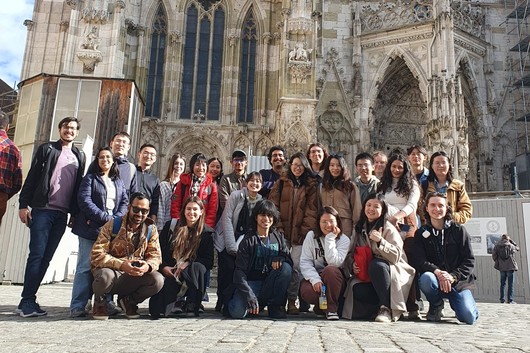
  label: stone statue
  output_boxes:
[289,42,310,62]
[81,26,100,50]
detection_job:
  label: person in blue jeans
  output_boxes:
[17,117,86,318]
[492,234,519,303]
[227,200,292,319]
[413,192,479,325]
[70,147,128,317]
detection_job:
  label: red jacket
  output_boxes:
[171,173,218,228]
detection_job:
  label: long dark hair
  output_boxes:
[322,154,353,192]
[207,157,223,184]
[427,151,454,183]
[172,196,206,263]
[164,153,185,182]
[354,193,388,235]
[377,153,415,197]
[94,147,119,180]
[287,152,314,185]
[422,192,453,225]
[314,206,343,239]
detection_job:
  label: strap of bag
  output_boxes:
[316,237,328,267]
[111,216,122,240]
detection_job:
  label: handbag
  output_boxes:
[353,246,373,282]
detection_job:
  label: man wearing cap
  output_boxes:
[407,144,429,190]
[259,145,286,198]
[218,149,248,213]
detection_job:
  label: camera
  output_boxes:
[131,261,142,267]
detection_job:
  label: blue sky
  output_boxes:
[0,1,34,88]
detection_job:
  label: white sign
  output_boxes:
[464,217,507,256]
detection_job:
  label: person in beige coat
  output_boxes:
[342,193,415,322]
[319,155,362,238]
[269,152,318,314]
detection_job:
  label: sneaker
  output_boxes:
[407,310,423,321]
[374,305,392,323]
[508,301,517,304]
[20,301,47,318]
[299,300,310,313]
[85,299,93,314]
[119,297,140,319]
[106,300,120,316]
[268,305,287,319]
[92,297,108,320]
[426,301,444,322]
[287,299,299,315]
[70,308,88,318]
[313,306,325,316]
[326,312,339,320]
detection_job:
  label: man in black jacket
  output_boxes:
[135,143,160,223]
[413,192,479,325]
[18,117,86,317]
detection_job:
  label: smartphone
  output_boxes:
[131,261,142,267]
[400,224,411,232]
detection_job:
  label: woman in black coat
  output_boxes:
[149,196,214,318]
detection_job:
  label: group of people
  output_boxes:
[4,115,483,324]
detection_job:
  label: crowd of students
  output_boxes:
[15,121,478,324]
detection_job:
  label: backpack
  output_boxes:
[499,243,512,261]
[111,216,153,242]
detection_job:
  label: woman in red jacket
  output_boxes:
[171,153,218,228]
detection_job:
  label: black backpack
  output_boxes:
[499,243,512,261]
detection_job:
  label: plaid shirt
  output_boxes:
[0,130,22,198]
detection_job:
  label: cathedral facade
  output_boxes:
[15,0,530,191]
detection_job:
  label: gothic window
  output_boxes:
[180,0,225,120]
[238,10,257,124]
[145,5,167,118]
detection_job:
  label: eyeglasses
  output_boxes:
[131,206,149,215]
[142,151,156,158]
[291,163,304,169]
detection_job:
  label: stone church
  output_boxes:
[13,0,530,191]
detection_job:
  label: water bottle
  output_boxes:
[319,285,327,310]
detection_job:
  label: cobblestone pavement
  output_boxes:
[0,282,528,353]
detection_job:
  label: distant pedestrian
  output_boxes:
[492,234,519,304]
[0,110,22,226]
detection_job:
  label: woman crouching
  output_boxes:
[342,193,415,322]
[227,200,292,319]
[299,206,350,320]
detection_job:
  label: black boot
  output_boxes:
[268,305,287,319]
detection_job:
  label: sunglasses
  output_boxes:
[131,206,149,215]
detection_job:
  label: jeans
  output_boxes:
[70,237,95,311]
[500,270,515,303]
[419,272,479,325]
[229,262,292,319]
[21,209,67,302]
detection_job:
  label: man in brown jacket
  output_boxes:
[90,192,163,320]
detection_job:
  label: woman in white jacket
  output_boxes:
[300,206,350,320]
[214,172,263,311]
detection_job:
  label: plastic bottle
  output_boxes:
[319,284,327,310]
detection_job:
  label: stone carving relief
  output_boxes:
[285,121,311,154]
[23,20,35,31]
[234,135,250,153]
[77,26,103,72]
[360,1,433,34]
[317,108,355,154]
[288,42,313,84]
[81,3,110,24]
[451,1,486,39]
[256,136,274,156]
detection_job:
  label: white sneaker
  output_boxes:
[326,312,339,320]
[374,305,392,323]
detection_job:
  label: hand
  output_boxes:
[19,208,32,225]
[369,227,383,243]
[435,269,454,293]
[121,259,148,276]
[312,281,323,293]
[331,225,341,237]
[271,260,282,270]
[352,262,360,276]
[161,266,174,278]
[174,261,190,278]
[247,299,259,315]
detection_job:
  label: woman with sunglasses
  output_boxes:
[342,193,414,322]
[150,196,214,318]
[320,154,362,237]
[269,152,318,314]
[70,147,128,317]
